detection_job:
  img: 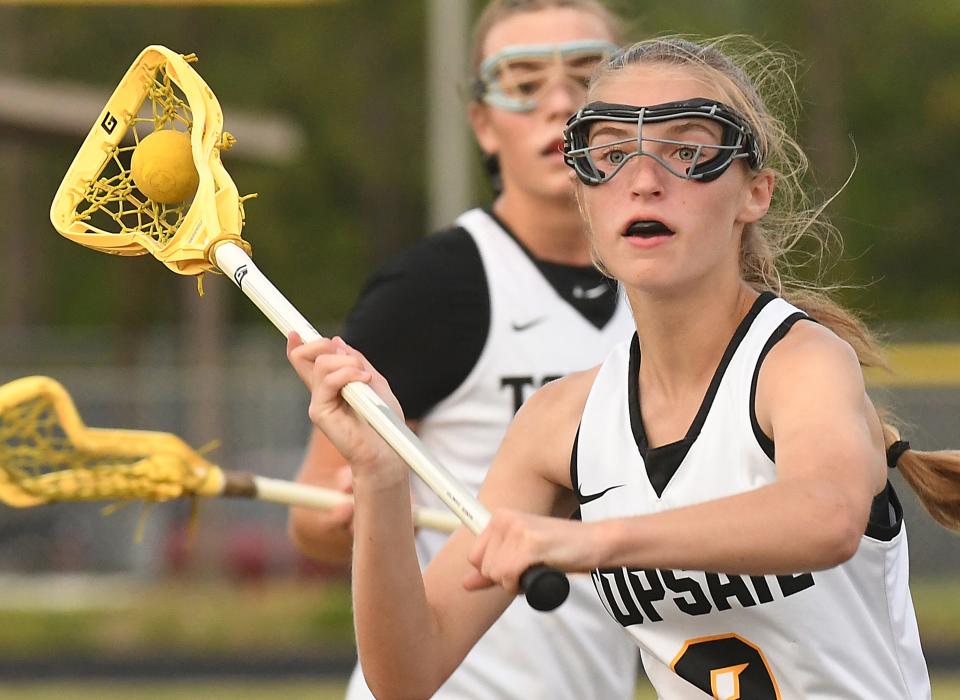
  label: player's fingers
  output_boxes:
[311,354,367,383]
[478,512,542,594]
[311,354,370,394]
[287,337,338,386]
[307,365,371,425]
[288,335,334,361]
[331,336,365,362]
[462,568,496,591]
[467,546,497,589]
[467,524,490,571]
[286,337,315,385]
[331,338,391,387]
[328,337,404,419]
[471,527,520,594]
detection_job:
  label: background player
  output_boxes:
[288,1,640,698]
[288,35,960,698]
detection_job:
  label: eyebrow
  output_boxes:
[663,120,722,139]
[501,59,550,73]
[566,54,604,67]
[588,118,723,145]
[589,125,633,142]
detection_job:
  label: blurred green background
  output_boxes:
[2,1,959,327]
[0,0,958,695]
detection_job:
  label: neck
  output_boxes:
[493,189,592,265]
[627,276,758,399]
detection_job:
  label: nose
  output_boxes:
[539,78,582,119]
[624,153,666,198]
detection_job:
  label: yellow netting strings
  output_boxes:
[73,60,194,244]
[0,394,214,524]
[0,392,216,543]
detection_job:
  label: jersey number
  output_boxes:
[671,633,780,699]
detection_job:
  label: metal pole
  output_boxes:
[426,0,472,231]
[0,7,33,331]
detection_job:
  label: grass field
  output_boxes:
[0,575,955,698]
[1,575,957,655]
[4,676,960,699]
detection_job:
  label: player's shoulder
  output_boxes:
[765,319,861,371]
[515,366,602,433]
[498,366,602,480]
[379,225,481,278]
[351,224,485,312]
[760,316,865,397]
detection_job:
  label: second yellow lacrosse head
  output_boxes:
[0,376,224,507]
[50,45,250,276]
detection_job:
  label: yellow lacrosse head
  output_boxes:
[49,45,252,276]
[0,376,224,507]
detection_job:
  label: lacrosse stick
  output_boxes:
[0,375,460,534]
[49,46,568,610]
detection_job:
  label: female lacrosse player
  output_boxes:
[290,34,960,699]
[288,2,640,698]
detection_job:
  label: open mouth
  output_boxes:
[624,220,674,238]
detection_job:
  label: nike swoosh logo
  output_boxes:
[572,283,609,300]
[511,317,545,332]
[576,483,624,504]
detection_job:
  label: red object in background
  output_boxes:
[225,526,270,584]
[295,553,349,581]
[164,524,193,576]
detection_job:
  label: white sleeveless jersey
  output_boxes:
[348,208,637,699]
[574,293,931,699]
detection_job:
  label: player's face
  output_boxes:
[578,65,773,296]
[469,8,615,202]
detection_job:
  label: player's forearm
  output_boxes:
[351,470,448,698]
[597,478,868,575]
[287,429,355,563]
[287,508,353,564]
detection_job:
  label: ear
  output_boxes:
[737,170,775,224]
[468,101,499,156]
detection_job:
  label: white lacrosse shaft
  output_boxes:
[251,475,460,533]
[213,241,569,611]
[213,241,489,531]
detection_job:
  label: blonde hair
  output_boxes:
[583,35,960,532]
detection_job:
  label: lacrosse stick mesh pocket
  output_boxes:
[0,377,222,507]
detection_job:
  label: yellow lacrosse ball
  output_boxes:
[130,129,200,204]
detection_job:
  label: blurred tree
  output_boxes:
[0,7,41,332]
[0,0,957,332]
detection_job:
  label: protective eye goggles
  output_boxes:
[472,40,619,113]
[562,98,763,185]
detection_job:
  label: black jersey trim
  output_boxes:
[570,427,582,520]
[748,311,812,461]
[865,481,904,540]
[485,208,620,330]
[628,292,777,498]
[570,427,581,503]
